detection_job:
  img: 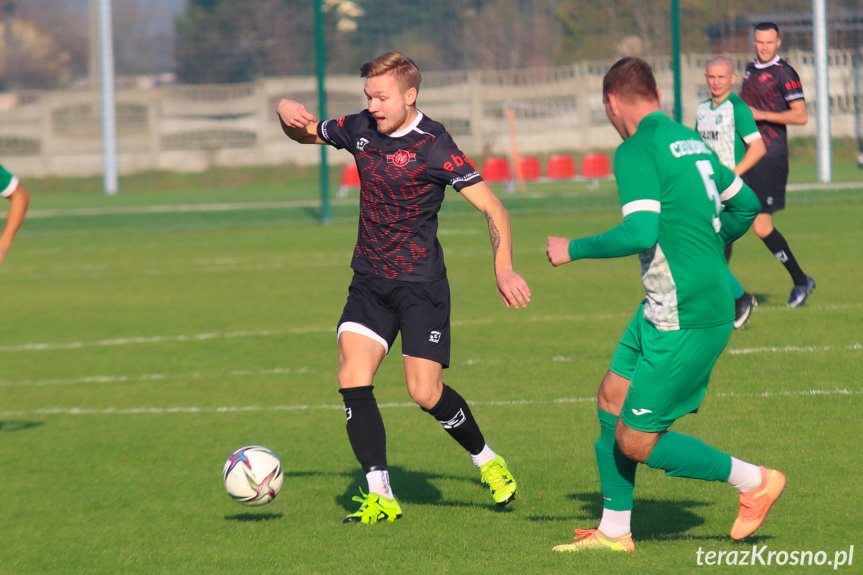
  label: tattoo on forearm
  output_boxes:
[487,214,501,257]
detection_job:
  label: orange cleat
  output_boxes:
[553,528,635,552]
[731,466,786,540]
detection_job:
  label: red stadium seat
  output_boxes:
[481,157,511,183]
[519,156,541,181]
[546,154,575,179]
[581,152,610,178]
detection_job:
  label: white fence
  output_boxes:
[1,50,861,178]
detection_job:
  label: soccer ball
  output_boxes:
[222,445,284,506]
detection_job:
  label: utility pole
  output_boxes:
[94,0,118,195]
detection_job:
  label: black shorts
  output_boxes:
[742,155,788,213]
[338,272,451,368]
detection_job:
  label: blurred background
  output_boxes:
[1,0,862,178]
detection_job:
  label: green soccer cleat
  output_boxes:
[479,455,518,507]
[343,488,403,524]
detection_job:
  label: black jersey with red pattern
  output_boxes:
[317,110,481,282]
[741,57,805,157]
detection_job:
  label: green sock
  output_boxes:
[595,409,637,511]
[727,268,745,300]
[645,431,732,482]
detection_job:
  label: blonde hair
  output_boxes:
[360,51,422,93]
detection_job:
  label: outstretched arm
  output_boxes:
[276,99,325,144]
[0,182,30,265]
[460,182,531,309]
[547,210,659,266]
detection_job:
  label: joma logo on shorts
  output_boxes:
[631,408,653,416]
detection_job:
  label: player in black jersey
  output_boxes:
[740,22,815,307]
[276,51,531,524]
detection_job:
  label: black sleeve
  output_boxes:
[317,114,358,151]
[426,132,482,191]
[780,64,805,103]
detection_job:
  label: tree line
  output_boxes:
[3,0,860,89]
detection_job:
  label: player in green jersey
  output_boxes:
[695,56,766,329]
[0,163,30,265]
[546,58,785,553]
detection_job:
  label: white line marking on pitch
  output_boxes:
[19,199,357,219]
[0,329,291,352]
[0,303,858,354]
[0,367,311,388]
[0,318,491,353]
[1,388,859,418]
[5,180,855,219]
[728,343,862,355]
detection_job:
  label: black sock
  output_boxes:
[424,384,486,455]
[761,227,808,285]
[339,386,387,472]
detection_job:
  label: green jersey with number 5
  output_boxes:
[614,112,748,330]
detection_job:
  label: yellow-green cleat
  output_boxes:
[553,529,635,553]
[343,488,403,524]
[479,455,518,507]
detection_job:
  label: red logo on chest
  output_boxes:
[386,150,417,167]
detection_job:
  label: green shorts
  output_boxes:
[611,303,733,432]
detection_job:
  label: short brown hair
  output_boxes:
[360,51,422,93]
[602,57,658,104]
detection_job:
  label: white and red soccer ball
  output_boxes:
[222,445,284,506]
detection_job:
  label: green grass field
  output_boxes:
[1,166,862,574]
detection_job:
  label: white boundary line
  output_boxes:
[0,303,859,353]
[20,199,352,219]
[0,318,495,353]
[0,367,311,388]
[1,338,860,388]
[9,180,860,219]
[1,387,860,418]
[728,343,862,355]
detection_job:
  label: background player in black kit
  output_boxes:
[740,22,815,308]
[276,51,531,524]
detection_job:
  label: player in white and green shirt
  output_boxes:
[0,162,30,265]
[695,57,766,329]
[546,58,785,553]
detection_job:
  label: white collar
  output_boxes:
[388,110,424,138]
[753,55,781,69]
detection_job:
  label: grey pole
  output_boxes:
[98,0,118,195]
[812,0,832,182]
[314,0,330,224]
